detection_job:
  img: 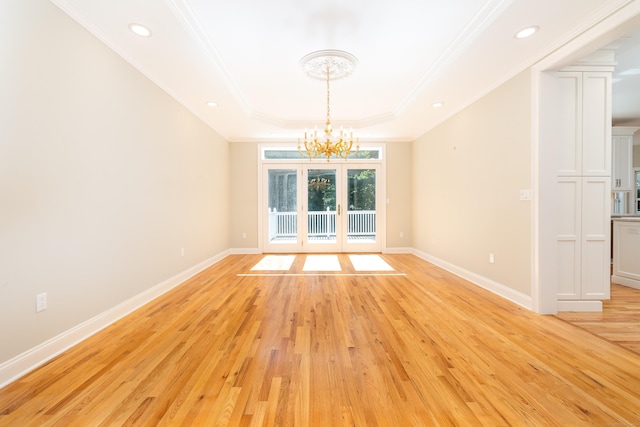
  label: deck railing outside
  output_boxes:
[268,209,297,241]
[268,209,375,241]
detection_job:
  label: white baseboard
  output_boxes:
[0,250,230,390]
[230,247,261,255]
[611,275,640,290]
[412,249,533,310]
[557,300,603,312]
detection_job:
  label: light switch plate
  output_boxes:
[520,189,532,200]
[36,292,47,312]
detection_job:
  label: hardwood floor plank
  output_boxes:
[2,254,640,425]
[557,283,640,359]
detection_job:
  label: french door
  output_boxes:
[262,163,382,253]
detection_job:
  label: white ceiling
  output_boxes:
[611,26,640,128]
[51,0,640,143]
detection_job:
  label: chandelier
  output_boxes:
[308,177,331,190]
[298,50,359,161]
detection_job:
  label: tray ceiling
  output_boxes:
[51,0,640,142]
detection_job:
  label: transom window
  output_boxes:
[262,147,382,161]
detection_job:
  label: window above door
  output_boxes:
[261,146,383,161]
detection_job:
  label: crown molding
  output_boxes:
[394,0,516,116]
[166,0,252,116]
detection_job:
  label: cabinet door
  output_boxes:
[581,177,611,299]
[612,220,640,283]
[612,135,633,190]
[557,177,581,300]
[556,71,611,177]
[556,177,611,300]
[557,72,582,177]
[582,72,611,176]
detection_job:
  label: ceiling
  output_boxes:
[610,26,640,129]
[50,0,640,143]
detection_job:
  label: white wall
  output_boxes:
[0,0,230,364]
[230,142,259,249]
[386,142,413,248]
[412,71,532,296]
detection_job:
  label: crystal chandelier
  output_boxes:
[298,50,359,161]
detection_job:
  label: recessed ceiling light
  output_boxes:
[206,101,218,107]
[515,26,539,39]
[432,102,444,108]
[128,23,152,37]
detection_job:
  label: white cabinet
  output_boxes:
[612,127,638,191]
[557,176,611,300]
[556,64,613,307]
[611,219,640,290]
[557,72,611,177]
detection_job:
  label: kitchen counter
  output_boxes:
[612,216,640,221]
[611,218,640,289]
[611,214,640,220]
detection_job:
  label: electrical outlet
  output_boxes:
[489,253,495,264]
[180,247,185,257]
[36,292,47,312]
[242,232,247,239]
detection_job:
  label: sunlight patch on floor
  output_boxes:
[303,255,342,271]
[348,254,394,271]
[251,255,296,271]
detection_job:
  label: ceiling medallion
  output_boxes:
[299,50,359,80]
[298,50,360,161]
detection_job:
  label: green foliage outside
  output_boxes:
[269,168,376,213]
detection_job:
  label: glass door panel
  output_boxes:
[347,169,377,243]
[264,168,300,252]
[343,166,381,252]
[305,167,339,251]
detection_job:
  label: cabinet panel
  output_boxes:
[612,134,634,190]
[557,73,581,176]
[556,177,611,300]
[613,221,640,283]
[557,72,611,177]
[557,178,581,299]
[581,177,611,299]
[582,73,611,176]
[558,241,581,299]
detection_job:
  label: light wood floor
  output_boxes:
[557,283,640,354]
[1,254,640,426]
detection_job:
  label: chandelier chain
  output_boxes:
[326,65,331,127]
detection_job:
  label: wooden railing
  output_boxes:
[268,209,297,241]
[268,209,375,241]
[348,210,376,236]
[308,209,336,237]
